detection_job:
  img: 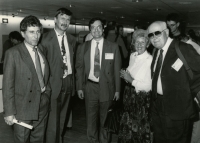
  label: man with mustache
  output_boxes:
[41,8,76,143]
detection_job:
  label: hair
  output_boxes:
[20,15,42,32]
[147,21,167,33]
[187,29,199,43]
[55,8,72,17]
[88,17,105,30]
[132,29,150,46]
[166,13,180,23]
[9,31,24,42]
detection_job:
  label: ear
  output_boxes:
[21,31,25,38]
[54,17,57,23]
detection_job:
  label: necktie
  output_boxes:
[33,48,45,89]
[94,42,100,78]
[61,35,68,78]
[152,49,163,100]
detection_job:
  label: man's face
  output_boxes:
[148,23,168,49]
[54,14,71,32]
[167,20,179,34]
[90,20,104,40]
[21,26,41,47]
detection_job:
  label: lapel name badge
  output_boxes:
[105,53,114,60]
[171,58,183,72]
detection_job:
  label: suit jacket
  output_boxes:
[151,40,200,120]
[3,43,50,120]
[76,39,121,102]
[40,30,76,99]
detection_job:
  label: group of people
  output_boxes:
[2,7,200,143]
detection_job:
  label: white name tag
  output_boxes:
[105,53,114,59]
[171,58,183,72]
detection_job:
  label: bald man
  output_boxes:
[147,21,200,143]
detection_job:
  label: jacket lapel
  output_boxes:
[84,41,91,77]
[100,39,110,73]
[66,33,74,70]
[38,44,49,84]
[151,49,158,78]
[162,40,176,70]
[18,43,38,80]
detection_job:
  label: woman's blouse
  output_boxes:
[126,51,153,93]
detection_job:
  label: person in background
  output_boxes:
[148,21,200,143]
[166,13,182,40]
[3,15,50,143]
[76,17,121,143]
[116,25,127,47]
[180,34,200,55]
[187,29,200,45]
[1,31,23,62]
[105,21,128,68]
[118,29,153,143]
[41,8,76,143]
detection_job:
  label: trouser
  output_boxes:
[45,75,72,143]
[151,95,192,143]
[85,80,112,143]
[191,113,200,143]
[13,93,49,143]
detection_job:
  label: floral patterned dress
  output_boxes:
[117,84,153,143]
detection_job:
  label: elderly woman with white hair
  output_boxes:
[118,29,153,143]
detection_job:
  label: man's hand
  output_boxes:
[77,90,84,99]
[113,92,120,101]
[4,115,15,125]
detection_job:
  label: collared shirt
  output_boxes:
[88,38,104,82]
[54,28,72,75]
[127,51,152,92]
[153,37,173,95]
[25,42,45,92]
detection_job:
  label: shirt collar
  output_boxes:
[162,37,173,53]
[54,28,66,37]
[135,51,149,59]
[92,38,104,45]
[24,41,37,51]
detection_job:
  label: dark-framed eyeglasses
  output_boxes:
[148,29,167,39]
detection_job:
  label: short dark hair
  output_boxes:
[166,13,180,23]
[88,17,105,30]
[20,15,42,32]
[9,31,24,42]
[55,8,72,17]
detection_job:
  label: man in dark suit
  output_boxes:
[40,8,76,143]
[3,15,50,143]
[147,21,200,143]
[76,18,121,143]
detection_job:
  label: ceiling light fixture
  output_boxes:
[132,0,143,2]
[69,4,75,8]
[2,18,8,23]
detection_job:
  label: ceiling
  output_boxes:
[0,0,200,28]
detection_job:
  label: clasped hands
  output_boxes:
[120,69,134,84]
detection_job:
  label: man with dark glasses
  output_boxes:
[148,21,200,143]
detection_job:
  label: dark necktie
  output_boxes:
[94,42,100,78]
[61,35,68,76]
[152,49,163,100]
[33,48,45,89]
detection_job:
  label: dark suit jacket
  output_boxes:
[3,43,50,120]
[151,40,200,120]
[76,39,121,102]
[40,30,76,99]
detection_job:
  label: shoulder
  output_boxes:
[104,39,118,47]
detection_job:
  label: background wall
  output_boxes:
[0,15,134,60]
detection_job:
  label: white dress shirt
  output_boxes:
[88,38,104,82]
[54,29,72,76]
[153,37,173,95]
[25,42,45,92]
[127,51,152,93]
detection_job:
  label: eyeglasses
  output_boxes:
[148,29,166,39]
[90,25,103,31]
